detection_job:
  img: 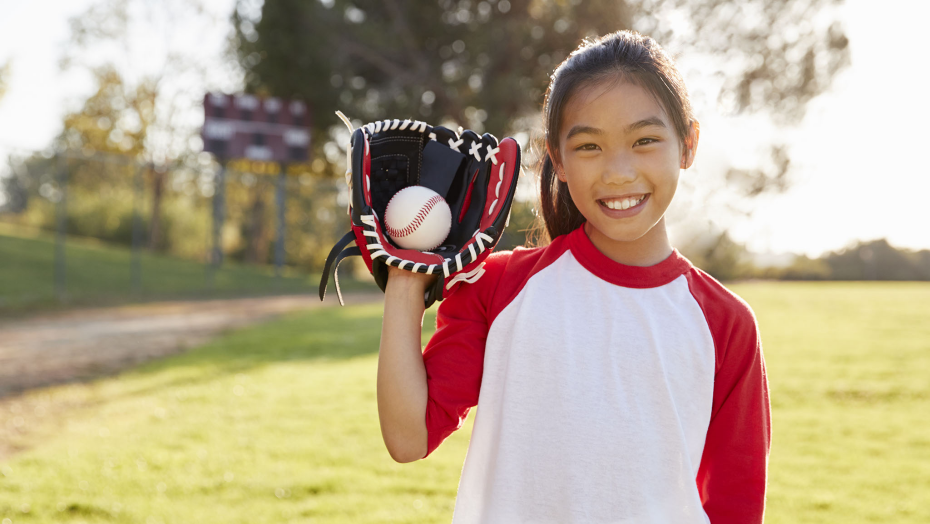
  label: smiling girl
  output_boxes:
[377,30,771,523]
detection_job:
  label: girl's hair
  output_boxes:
[530,30,694,244]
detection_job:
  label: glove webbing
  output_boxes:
[319,231,360,306]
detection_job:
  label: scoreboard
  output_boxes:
[202,93,311,163]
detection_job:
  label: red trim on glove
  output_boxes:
[479,138,519,232]
[363,134,372,207]
[352,225,375,273]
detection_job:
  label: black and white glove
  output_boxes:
[319,114,521,307]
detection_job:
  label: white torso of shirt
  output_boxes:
[452,250,716,524]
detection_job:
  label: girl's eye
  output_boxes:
[635,138,658,146]
[576,143,599,151]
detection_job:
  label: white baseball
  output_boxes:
[384,186,452,250]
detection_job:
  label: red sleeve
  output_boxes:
[421,251,509,457]
[686,270,772,524]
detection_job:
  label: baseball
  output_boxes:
[384,186,452,250]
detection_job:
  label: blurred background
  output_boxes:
[1,0,928,311]
[0,1,929,523]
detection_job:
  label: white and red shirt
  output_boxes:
[421,226,771,524]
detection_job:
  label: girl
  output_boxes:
[378,30,770,524]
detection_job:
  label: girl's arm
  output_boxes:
[697,319,770,523]
[377,266,435,463]
[688,279,771,523]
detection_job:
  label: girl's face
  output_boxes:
[555,80,697,264]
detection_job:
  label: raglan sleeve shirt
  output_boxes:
[687,272,771,523]
[417,227,771,524]
[421,250,510,457]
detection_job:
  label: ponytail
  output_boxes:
[528,146,586,247]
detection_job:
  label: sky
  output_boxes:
[0,0,239,153]
[1,0,928,258]
[691,0,930,257]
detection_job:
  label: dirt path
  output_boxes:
[0,293,380,398]
[0,293,382,460]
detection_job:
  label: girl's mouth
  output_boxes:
[598,194,648,211]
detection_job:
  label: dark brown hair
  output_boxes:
[530,30,695,245]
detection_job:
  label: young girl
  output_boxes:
[378,30,770,523]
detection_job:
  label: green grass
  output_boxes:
[0,224,371,315]
[733,282,930,523]
[0,303,458,523]
[0,282,928,523]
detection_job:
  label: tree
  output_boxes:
[2,0,356,271]
[230,0,851,267]
[236,0,638,136]
[824,239,930,281]
[775,255,831,281]
[58,0,234,252]
[233,0,848,177]
[677,231,756,281]
[60,67,154,161]
[6,68,167,246]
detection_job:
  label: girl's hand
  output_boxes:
[385,265,438,296]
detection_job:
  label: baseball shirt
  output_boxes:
[421,225,771,523]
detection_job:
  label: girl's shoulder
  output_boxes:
[682,264,757,325]
[443,234,574,320]
[680,264,762,372]
[491,232,574,277]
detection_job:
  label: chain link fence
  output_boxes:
[0,148,358,311]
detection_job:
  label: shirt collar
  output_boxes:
[566,225,692,288]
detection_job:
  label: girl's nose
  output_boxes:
[601,150,637,184]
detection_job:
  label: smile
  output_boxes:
[598,194,647,210]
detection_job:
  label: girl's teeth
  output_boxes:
[603,196,643,210]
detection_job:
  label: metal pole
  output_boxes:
[275,165,287,279]
[208,163,226,288]
[53,153,68,304]
[130,162,146,296]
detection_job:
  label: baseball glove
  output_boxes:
[319,113,521,307]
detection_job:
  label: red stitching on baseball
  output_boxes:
[386,194,443,239]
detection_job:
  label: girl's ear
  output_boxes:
[681,120,701,169]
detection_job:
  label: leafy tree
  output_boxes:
[775,254,832,281]
[61,68,155,162]
[56,0,228,252]
[49,0,352,268]
[824,239,930,281]
[5,67,352,269]
[231,0,851,267]
[236,0,633,136]
[765,240,930,281]
[4,68,189,249]
[678,231,756,281]
[233,0,848,179]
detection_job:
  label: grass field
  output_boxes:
[0,224,369,315]
[0,282,928,523]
